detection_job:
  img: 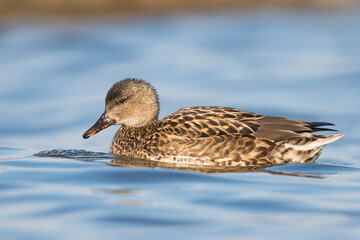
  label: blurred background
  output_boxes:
[1,1,360,240]
[1,0,359,151]
[0,0,358,17]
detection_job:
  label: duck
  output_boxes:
[83,78,343,167]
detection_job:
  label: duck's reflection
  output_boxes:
[109,156,323,178]
[35,149,323,178]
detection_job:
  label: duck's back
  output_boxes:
[111,106,343,166]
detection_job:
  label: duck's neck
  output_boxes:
[128,112,159,128]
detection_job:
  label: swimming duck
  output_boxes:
[83,78,343,167]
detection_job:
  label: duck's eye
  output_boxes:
[116,98,128,104]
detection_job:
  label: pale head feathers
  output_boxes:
[105,78,160,127]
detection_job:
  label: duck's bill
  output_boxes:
[83,113,116,139]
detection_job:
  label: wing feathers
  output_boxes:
[159,106,337,141]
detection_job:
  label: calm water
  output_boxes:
[1,10,360,240]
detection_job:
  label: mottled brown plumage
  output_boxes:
[83,78,343,167]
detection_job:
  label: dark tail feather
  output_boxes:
[311,127,337,132]
[309,122,337,132]
[309,122,335,127]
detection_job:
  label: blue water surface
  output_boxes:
[0,10,360,240]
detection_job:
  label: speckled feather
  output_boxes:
[110,106,343,166]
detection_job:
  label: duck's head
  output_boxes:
[83,78,159,139]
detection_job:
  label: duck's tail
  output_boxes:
[287,133,344,150]
[315,133,344,146]
[273,133,344,164]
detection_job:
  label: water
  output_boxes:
[1,10,360,240]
